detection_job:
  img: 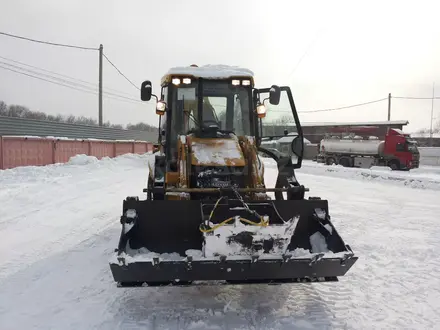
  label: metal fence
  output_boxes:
[0,116,157,141]
[418,147,440,166]
[0,136,153,170]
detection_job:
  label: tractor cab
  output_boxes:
[141,65,305,174]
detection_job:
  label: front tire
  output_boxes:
[388,160,400,170]
[326,157,336,165]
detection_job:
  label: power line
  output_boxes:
[0,60,101,91]
[266,97,388,113]
[0,64,98,95]
[0,55,137,97]
[286,25,326,80]
[0,59,143,103]
[392,96,440,100]
[0,60,141,102]
[102,53,139,91]
[0,31,98,51]
[215,96,389,114]
[298,97,388,113]
[0,65,146,106]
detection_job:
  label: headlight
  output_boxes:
[256,104,266,118]
[156,101,166,115]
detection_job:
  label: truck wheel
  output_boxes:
[338,157,351,167]
[388,160,400,170]
[326,157,336,165]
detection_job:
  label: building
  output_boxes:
[263,120,409,144]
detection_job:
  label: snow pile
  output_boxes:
[123,246,184,264]
[110,247,204,265]
[0,153,152,186]
[203,216,299,258]
[67,154,99,165]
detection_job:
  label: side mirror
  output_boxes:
[269,85,281,105]
[290,135,304,165]
[141,80,152,101]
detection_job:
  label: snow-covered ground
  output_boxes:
[292,159,440,191]
[1,154,440,329]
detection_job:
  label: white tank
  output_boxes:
[320,138,385,156]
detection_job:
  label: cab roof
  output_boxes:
[161,64,254,85]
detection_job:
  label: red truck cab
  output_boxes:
[384,128,420,169]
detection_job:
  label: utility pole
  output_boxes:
[429,82,435,146]
[387,93,391,121]
[99,44,103,126]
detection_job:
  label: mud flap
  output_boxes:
[109,197,358,285]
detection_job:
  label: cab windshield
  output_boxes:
[406,139,419,152]
[170,80,252,138]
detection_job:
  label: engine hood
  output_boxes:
[189,137,246,167]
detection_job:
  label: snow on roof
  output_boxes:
[284,120,409,127]
[163,64,254,81]
[264,132,311,144]
[391,128,406,135]
[277,135,311,144]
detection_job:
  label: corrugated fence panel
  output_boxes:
[54,140,90,163]
[0,137,153,169]
[3,137,53,169]
[0,137,3,169]
[0,116,157,142]
[134,142,148,154]
[115,142,134,156]
[90,141,115,159]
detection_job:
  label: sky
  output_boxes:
[0,0,439,132]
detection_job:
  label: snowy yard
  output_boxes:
[1,154,440,329]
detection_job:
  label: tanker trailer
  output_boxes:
[316,129,419,170]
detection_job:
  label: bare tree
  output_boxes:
[0,101,7,115]
[0,99,157,131]
[434,119,440,133]
[7,105,30,117]
[127,122,156,132]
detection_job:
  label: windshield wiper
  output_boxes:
[184,110,200,128]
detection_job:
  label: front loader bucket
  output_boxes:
[109,197,358,286]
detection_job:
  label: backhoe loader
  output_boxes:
[109,64,357,286]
